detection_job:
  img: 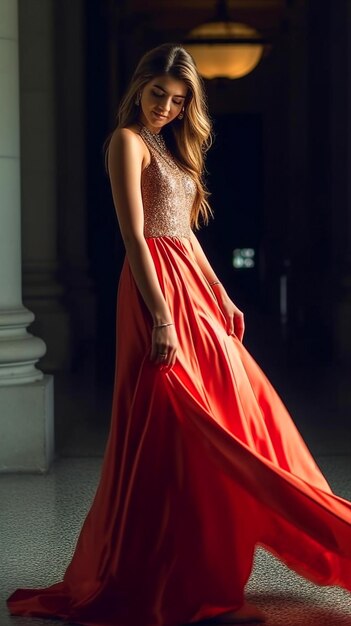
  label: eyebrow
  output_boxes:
[153,84,186,99]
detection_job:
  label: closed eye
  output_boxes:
[152,90,183,106]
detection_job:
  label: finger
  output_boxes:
[162,348,177,372]
[153,349,166,364]
[235,315,245,341]
[171,348,177,366]
[235,313,245,328]
[150,341,157,361]
[237,326,244,342]
[150,335,162,362]
[153,351,162,365]
[163,347,174,370]
[157,353,169,366]
[169,348,177,368]
[154,337,169,363]
[226,316,234,335]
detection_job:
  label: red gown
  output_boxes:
[7,125,351,626]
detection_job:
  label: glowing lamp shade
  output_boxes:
[185,22,264,79]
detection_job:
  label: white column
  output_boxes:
[19,0,71,371]
[0,0,54,472]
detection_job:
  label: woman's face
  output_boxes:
[138,74,188,133]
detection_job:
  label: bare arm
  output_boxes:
[107,127,178,367]
[190,230,245,341]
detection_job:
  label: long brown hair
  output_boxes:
[103,43,213,229]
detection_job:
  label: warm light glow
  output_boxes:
[185,22,264,79]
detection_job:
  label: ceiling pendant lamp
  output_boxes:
[184,0,267,80]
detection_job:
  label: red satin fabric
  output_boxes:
[7,236,351,626]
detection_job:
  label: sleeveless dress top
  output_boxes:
[138,124,196,239]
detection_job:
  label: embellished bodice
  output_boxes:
[138,125,196,239]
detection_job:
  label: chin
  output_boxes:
[151,112,170,125]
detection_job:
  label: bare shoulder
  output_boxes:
[109,125,144,150]
[108,125,149,168]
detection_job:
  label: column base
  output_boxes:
[27,306,72,371]
[22,261,72,370]
[0,374,54,473]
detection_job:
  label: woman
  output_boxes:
[7,43,351,626]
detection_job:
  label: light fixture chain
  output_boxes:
[215,0,230,22]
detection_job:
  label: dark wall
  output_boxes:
[85,1,123,383]
[83,0,349,383]
[199,112,264,310]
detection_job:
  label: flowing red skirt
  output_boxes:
[7,236,351,626]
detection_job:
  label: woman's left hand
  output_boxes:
[212,285,245,342]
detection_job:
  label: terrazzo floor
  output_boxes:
[1,456,351,626]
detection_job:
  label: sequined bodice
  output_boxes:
[139,125,196,239]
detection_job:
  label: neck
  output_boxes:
[137,118,161,135]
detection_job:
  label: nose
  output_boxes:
[159,96,172,113]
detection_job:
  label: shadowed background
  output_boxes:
[22,0,349,457]
[1,2,351,624]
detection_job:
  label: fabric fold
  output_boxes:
[7,236,351,626]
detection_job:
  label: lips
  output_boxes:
[153,111,167,120]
